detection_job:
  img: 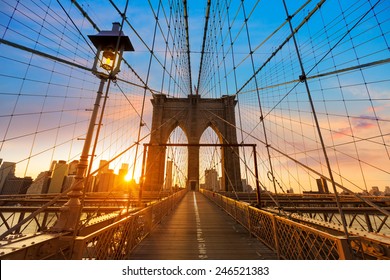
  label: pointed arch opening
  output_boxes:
[165,126,188,190]
[199,126,222,191]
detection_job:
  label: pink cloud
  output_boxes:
[333,115,380,138]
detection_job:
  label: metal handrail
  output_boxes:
[71,189,187,259]
[201,189,355,259]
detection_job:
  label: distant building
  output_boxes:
[62,175,76,192]
[96,169,116,192]
[384,186,390,196]
[369,186,381,196]
[48,160,68,193]
[242,179,253,192]
[304,177,330,194]
[116,163,129,190]
[165,160,173,191]
[86,176,96,193]
[286,188,294,194]
[27,171,51,194]
[0,161,16,194]
[49,160,57,172]
[205,168,218,191]
[1,177,33,195]
[94,160,110,192]
[316,177,329,193]
[98,160,109,174]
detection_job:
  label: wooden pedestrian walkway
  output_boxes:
[129,191,278,260]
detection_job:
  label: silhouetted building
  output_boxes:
[48,160,68,193]
[205,168,218,191]
[304,177,330,194]
[316,177,329,193]
[96,169,116,192]
[27,171,51,194]
[62,175,76,192]
[49,160,57,172]
[86,176,96,193]
[98,160,109,174]
[165,160,173,191]
[369,186,381,196]
[242,179,253,192]
[1,177,33,195]
[0,161,16,194]
[116,163,129,190]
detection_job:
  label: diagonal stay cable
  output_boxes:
[203,107,390,217]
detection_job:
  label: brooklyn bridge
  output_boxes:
[0,0,389,260]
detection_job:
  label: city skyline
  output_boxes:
[1,157,389,197]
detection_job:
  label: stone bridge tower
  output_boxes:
[144,94,242,192]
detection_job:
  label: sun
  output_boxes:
[124,173,132,182]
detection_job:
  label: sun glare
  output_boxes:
[124,173,132,182]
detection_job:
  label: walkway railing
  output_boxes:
[71,189,187,259]
[201,189,353,260]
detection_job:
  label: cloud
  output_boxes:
[333,114,382,139]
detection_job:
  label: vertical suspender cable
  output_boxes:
[240,0,279,198]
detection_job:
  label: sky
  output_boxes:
[0,0,389,194]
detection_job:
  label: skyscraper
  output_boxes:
[165,160,173,191]
[49,160,57,172]
[48,160,68,193]
[117,163,129,190]
[96,169,116,192]
[0,161,16,194]
[205,168,218,191]
[98,160,109,174]
[94,160,110,192]
[2,177,33,195]
[27,171,51,194]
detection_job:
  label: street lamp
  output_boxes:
[89,22,134,77]
[51,22,134,232]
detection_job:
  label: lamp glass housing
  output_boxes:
[100,48,117,71]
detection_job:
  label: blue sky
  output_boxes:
[0,0,389,193]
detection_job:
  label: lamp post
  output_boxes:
[51,22,134,232]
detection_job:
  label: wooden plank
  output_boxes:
[129,191,278,260]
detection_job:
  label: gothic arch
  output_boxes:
[199,122,222,144]
[199,125,222,191]
[163,121,189,145]
[144,94,242,191]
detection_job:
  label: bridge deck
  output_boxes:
[129,191,278,260]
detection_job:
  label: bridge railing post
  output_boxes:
[336,238,354,260]
[271,215,281,259]
[71,237,85,260]
[246,206,251,235]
